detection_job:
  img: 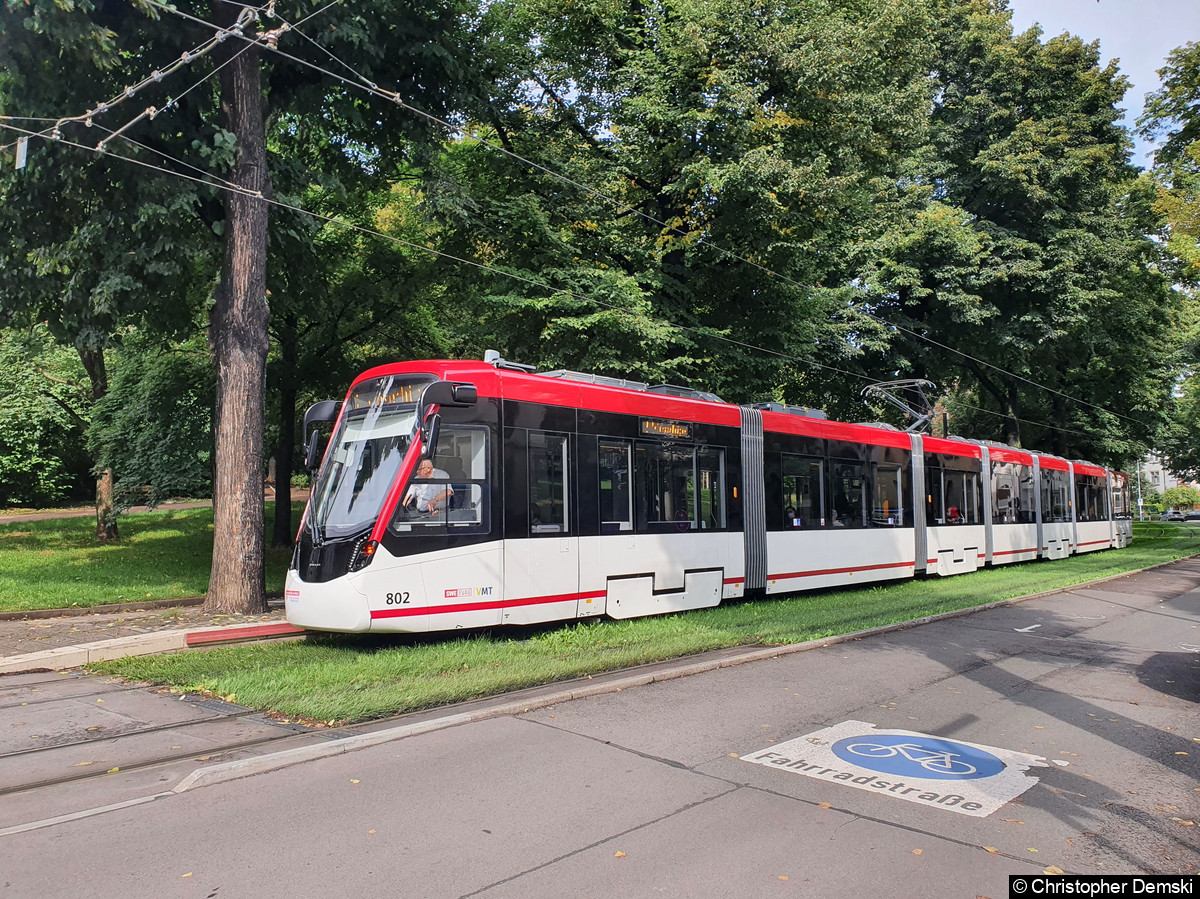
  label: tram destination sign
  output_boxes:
[640,418,692,440]
[742,720,1048,817]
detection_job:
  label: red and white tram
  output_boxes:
[285,354,1134,633]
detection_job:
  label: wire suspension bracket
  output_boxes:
[861,379,937,434]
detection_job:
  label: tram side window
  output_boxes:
[1041,468,1070,522]
[391,425,489,534]
[926,459,981,525]
[529,431,569,534]
[992,461,1034,524]
[697,448,726,530]
[1075,475,1109,522]
[636,443,696,531]
[1018,467,1037,523]
[993,464,1018,523]
[1112,479,1131,519]
[872,465,903,527]
[782,455,823,529]
[599,439,633,532]
[830,461,868,528]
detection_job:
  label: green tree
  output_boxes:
[434,0,937,401]
[1,0,477,611]
[1161,485,1200,510]
[850,0,1181,465]
[265,181,449,547]
[0,325,92,506]
[88,336,214,510]
[1139,42,1200,281]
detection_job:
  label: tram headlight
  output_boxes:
[349,538,378,572]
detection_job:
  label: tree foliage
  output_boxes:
[847,1,1182,464]
[88,337,215,512]
[0,325,92,506]
[432,0,937,401]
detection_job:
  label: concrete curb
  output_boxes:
[0,620,306,675]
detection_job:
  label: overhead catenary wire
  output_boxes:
[0,129,1114,444]
[0,119,882,386]
[0,5,262,156]
[1,115,1116,446]
[3,1,1153,441]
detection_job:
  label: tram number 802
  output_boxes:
[385,591,411,605]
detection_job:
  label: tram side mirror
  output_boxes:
[302,401,341,473]
[421,380,477,410]
[304,430,322,471]
[421,412,442,454]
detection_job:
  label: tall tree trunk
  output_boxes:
[1005,383,1022,448]
[272,320,299,547]
[206,14,270,615]
[77,346,118,542]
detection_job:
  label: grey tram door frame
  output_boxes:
[1033,455,1044,557]
[910,433,928,574]
[740,406,767,592]
[979,444,994,565]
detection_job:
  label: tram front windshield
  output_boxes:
[309,375,433,540]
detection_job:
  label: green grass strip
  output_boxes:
[0,505,298,612]
[90,522,1200,724]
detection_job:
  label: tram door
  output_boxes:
[502,429,579,626]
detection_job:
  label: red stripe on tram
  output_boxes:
[770,559,915,581]
[371,590,607,620]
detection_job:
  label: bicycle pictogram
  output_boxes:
[842,742,978,775]
[830,733,1004,780]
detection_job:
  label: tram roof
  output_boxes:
[349,359,1113,473]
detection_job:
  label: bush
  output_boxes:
[88,337,215,510]
[0,327,92,507]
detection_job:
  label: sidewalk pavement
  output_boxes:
[0,602,305,675]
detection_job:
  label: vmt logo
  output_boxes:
[444,586,496,599]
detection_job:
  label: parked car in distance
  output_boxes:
[1161,510,1186,521]
[1185,510,1200,522]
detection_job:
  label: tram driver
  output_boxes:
[402,458,453,515]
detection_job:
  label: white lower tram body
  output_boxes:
[764,529,915,593]
[287,515,1129,634]
[287,532,745,633]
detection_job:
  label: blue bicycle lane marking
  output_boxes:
[830,733,1006,781]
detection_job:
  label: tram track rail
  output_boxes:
[0,703,265,761]
[1,674,458,800]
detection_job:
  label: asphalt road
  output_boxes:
[1,559,1198,898]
